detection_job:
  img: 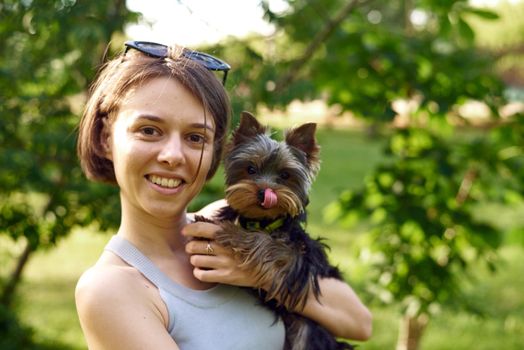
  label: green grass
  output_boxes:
[309,128,385,223]
[6,127,524,349]
[17,229,111,349]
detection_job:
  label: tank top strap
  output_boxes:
[104,235,236,307]
[104,235,168,289]
[104,235,286,349]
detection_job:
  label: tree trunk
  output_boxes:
[1,240,34,307]
[396,314,429,350]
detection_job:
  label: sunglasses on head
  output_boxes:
[124,40,231,85]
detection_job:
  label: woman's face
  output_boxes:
[106,76,215,220]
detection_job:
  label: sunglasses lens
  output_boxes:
[184,51,231,72]
[135,42,168,58]
[125,41,230,84]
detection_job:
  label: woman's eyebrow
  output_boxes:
[134,115,214,132]
[190,122,215,133]
[135,114,163,123]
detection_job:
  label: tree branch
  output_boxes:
[1,241,33,307]
[456,167,478,206]
[275,0,370,92]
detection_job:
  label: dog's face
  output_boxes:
[223,112,320,219]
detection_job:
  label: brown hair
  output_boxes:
[77,45,231,183]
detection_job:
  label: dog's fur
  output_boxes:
[206,112,354,350]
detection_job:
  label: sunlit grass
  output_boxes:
[309,128,385,223]
[18,229,111,349]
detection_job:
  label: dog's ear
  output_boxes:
[285,123,320,171]
[231,111,267,145]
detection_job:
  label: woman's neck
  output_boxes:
[114,195,216,290]
[117,198,189,258]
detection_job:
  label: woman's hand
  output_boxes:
[181,221,260,288]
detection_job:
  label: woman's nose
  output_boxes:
[157,135,186,167]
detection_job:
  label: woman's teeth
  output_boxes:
[148,175,182,189]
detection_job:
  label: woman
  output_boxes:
[75,40,372,350]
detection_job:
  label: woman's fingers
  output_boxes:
[189,253,232,269]
[193,267,230,284]
[190,251,259,288]
[181,221,220,240]
[183,221,227,258]
[185,240,255,287]
[185,239,227,256]
[183,221,259,287]
[189,255,240,285]
[193,264,258,287]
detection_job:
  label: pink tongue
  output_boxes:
[261,188,277,208]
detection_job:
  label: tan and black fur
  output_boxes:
[202,112,354,350]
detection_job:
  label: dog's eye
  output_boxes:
[247,165,257,175]
[280,171,290,180]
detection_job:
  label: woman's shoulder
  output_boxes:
[77,251,138,291]
[75,256,175,348]
[75,252,161,318]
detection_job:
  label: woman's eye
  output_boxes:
[188,134,206,144]
[247,165,257,175]
[139,126,159,136]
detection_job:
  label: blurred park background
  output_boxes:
[1,0,523,349]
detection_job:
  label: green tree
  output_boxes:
[0,0,137,313]
[207,0,523,348]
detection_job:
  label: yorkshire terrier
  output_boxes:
[208,112,354,350]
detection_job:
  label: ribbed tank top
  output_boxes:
[105,235,285,350]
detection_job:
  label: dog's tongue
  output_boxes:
[261,188,278,209]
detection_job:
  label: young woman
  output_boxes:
[75,40,372,350]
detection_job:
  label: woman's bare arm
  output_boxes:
[295,277,372,340]
[75,264,179,350]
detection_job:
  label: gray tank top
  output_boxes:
[105,235,285,350]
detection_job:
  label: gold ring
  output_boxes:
[205,241,214,255]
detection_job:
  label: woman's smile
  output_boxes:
[146,175,183,189]
[108,76,216,218]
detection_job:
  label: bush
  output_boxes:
[0,303,39,350]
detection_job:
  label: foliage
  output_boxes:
[326,110,523,315]
[327,126,504,315]
[0,303,37,350]
[205,0,523,345]
[211,0,503,115]
[0,0,138,304]
[0,302,72,349]
[467,0,524,87]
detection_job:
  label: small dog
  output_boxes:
[211,112,354,350]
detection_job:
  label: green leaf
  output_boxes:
[464,7,500,20]
[458,17,475,44]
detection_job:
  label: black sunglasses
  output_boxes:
[124,40,231,85]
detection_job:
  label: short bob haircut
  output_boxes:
[77,44,231,184]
